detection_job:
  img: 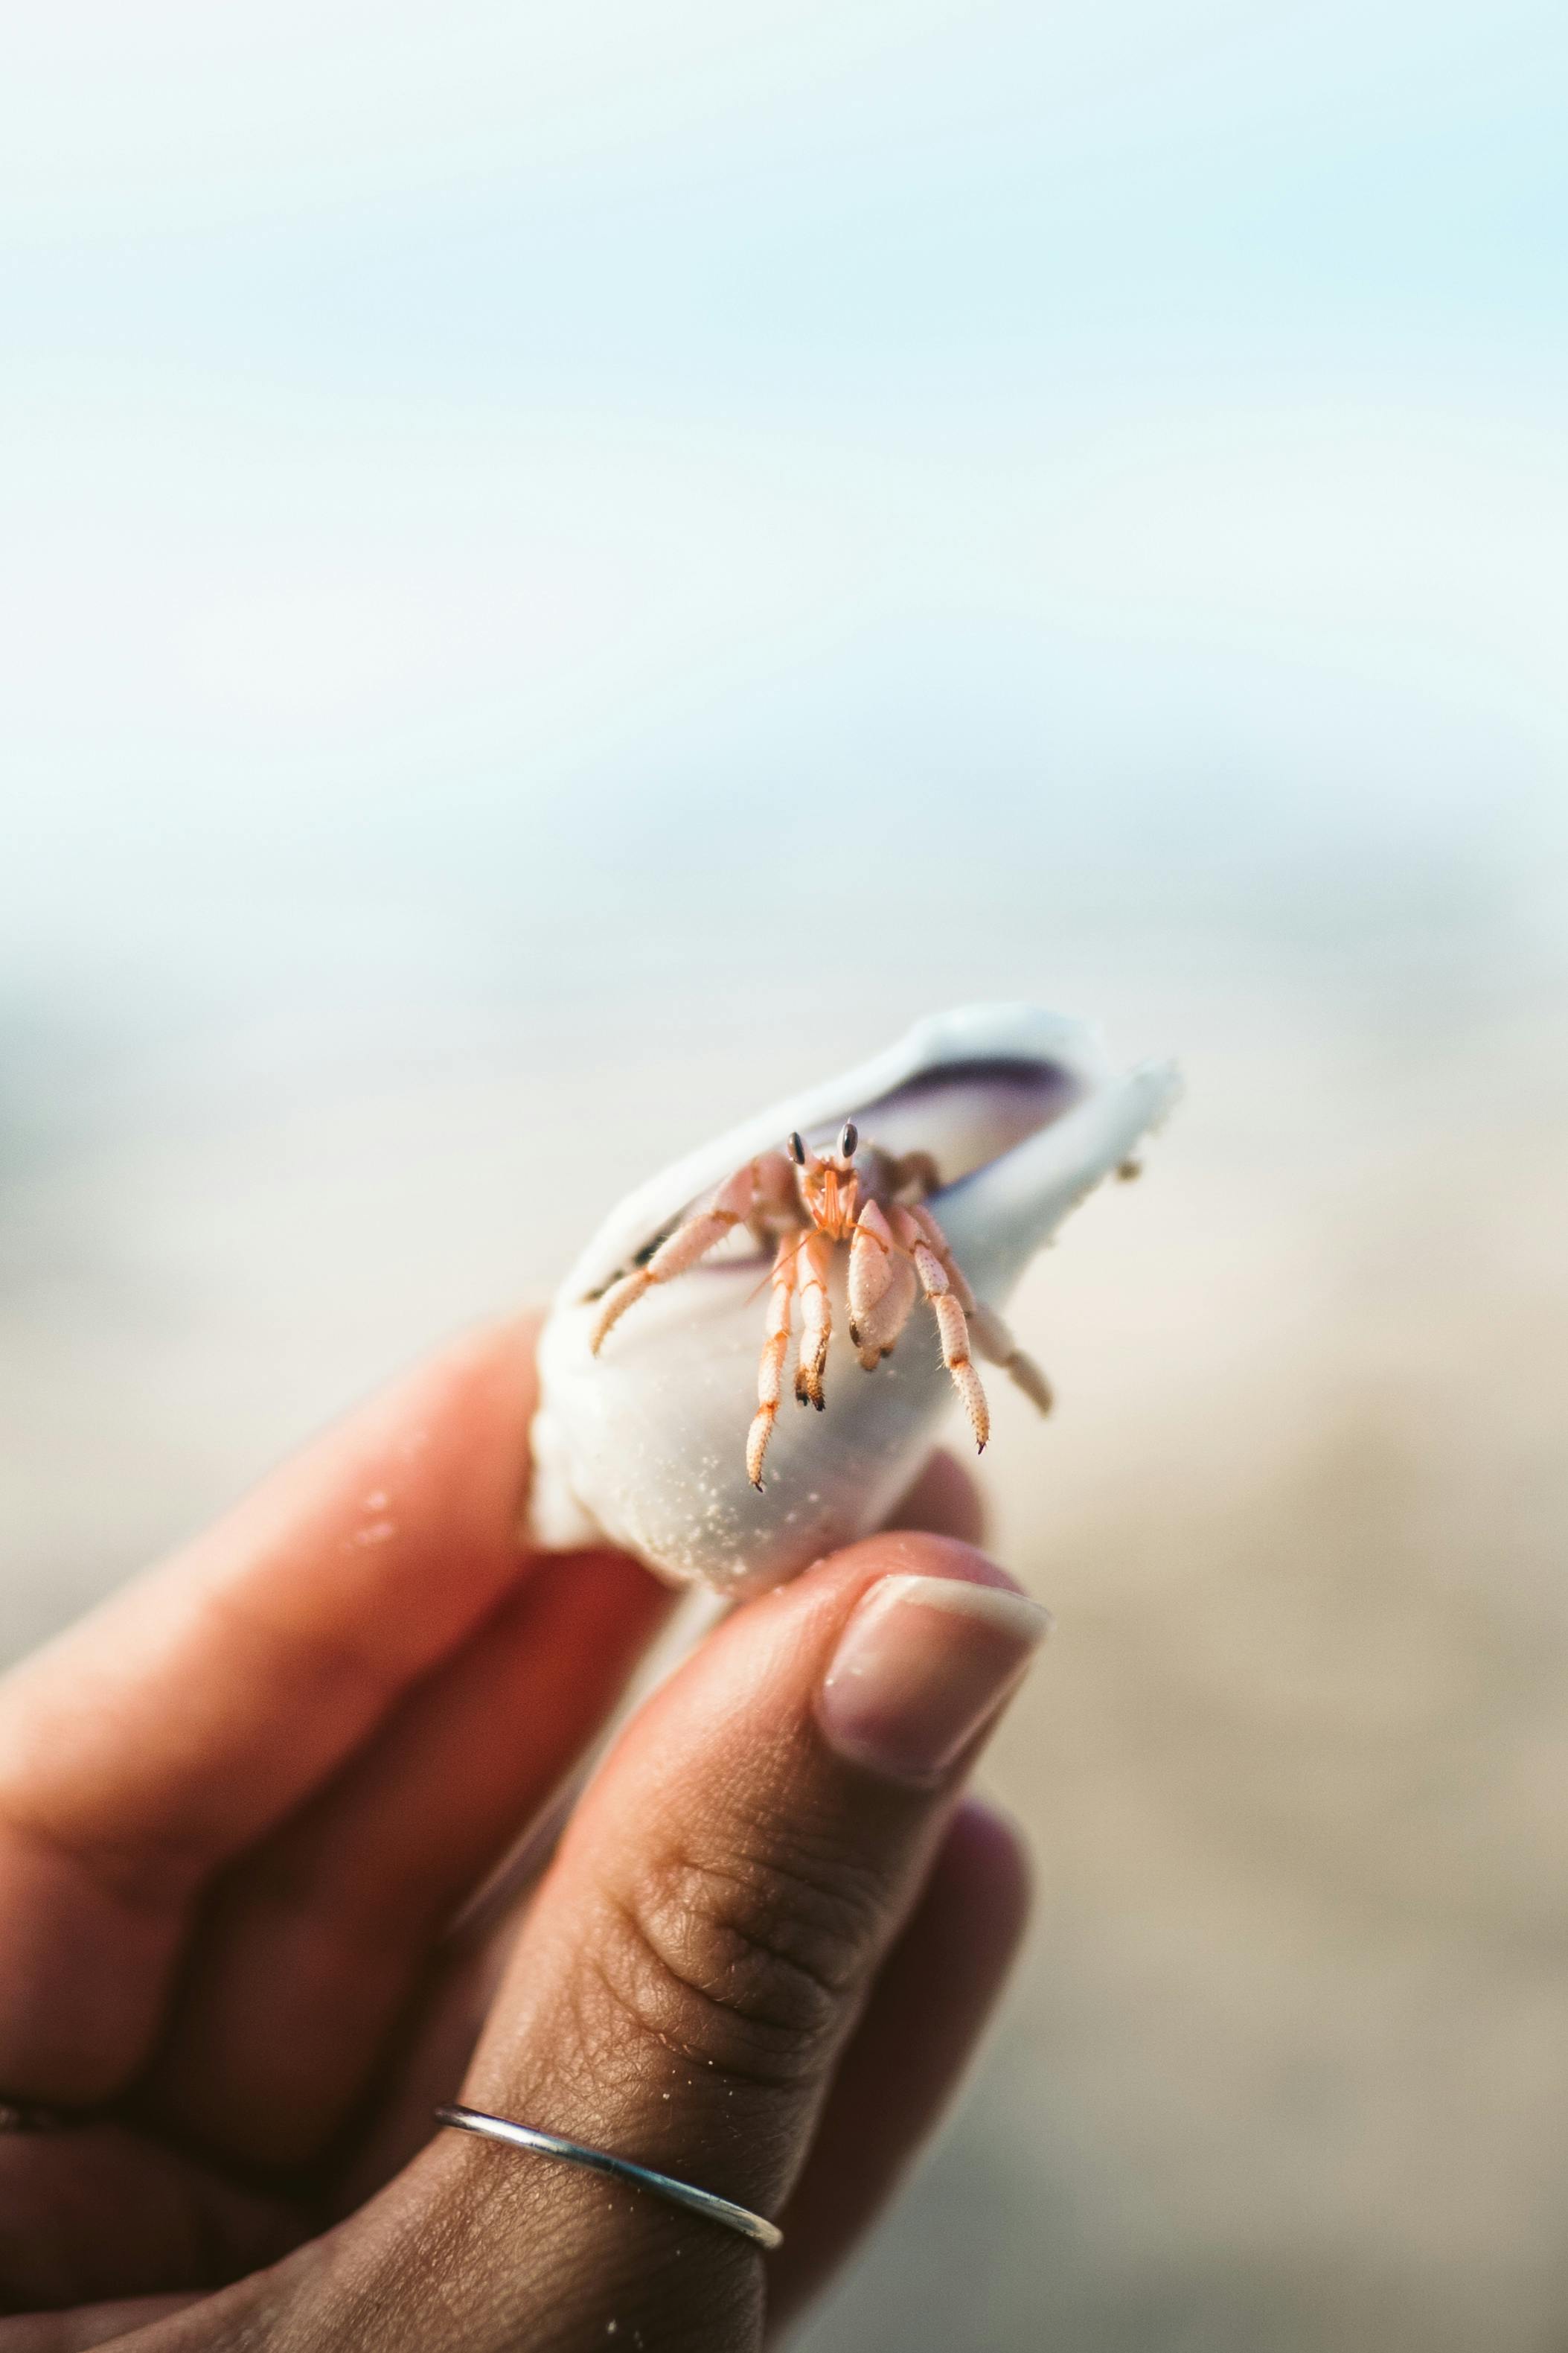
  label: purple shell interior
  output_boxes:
[801,1055,1083,1193]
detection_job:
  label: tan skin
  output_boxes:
[0,1318,1032,2352]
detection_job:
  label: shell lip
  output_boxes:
[557,1001,1161,1306]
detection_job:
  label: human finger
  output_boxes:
[0,2121,298,2317]
[0,2294,203,2352]
[336,1445,981,2186]
[0,1317,544,2103]
[202,1443,979,2196]
[305,1531,1050,2352]
[764,1798,1031,2334]
[324,1796,1028,2346]
[146,1546,668,2170]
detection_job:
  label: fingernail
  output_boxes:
[817,1573,1052,1785]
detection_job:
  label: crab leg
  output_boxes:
[747,1235,801,1487]
[854,1254,918,1368]
[847,1198,895,1338]
[892,1204,990,1451]
[590,1160,761,1353]
[794,1230,833,1410]
[849,1200,918,1367]
[900,1203,979,1309]
[904,1203,1052,1415]
[970,1300,1053,1414]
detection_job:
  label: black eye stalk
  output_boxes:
[787,1131,807,1165]
[839,1120,858,1159]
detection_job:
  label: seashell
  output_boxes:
[528,1003,1180,1596]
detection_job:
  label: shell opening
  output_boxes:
[641,1055,1084,1279]
[805,1056,1083,1193]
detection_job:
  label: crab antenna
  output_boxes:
[839,1120,858,1158]
[787,1131,807,1165]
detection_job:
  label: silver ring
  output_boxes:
[435,2104,783,2252]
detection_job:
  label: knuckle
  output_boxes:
[582,1827,887,2094]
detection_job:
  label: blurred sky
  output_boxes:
[3,0,1566,1054]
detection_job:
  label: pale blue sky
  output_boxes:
[3,0,1564,1032]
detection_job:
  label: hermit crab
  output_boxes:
[529,1003,1179,1597]
[588,1119,1052,1488]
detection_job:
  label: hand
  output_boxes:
[0,1319,1043,2351]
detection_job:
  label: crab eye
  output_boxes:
[787,1131,807,1165]
[839,1120,858,1158]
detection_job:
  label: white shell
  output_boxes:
[528,1003,1180,1595]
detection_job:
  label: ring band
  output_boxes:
[435,2104,783,2251]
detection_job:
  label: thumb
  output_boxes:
[359,1533,1047,2351]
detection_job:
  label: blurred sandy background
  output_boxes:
[4,5,1567,2346]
